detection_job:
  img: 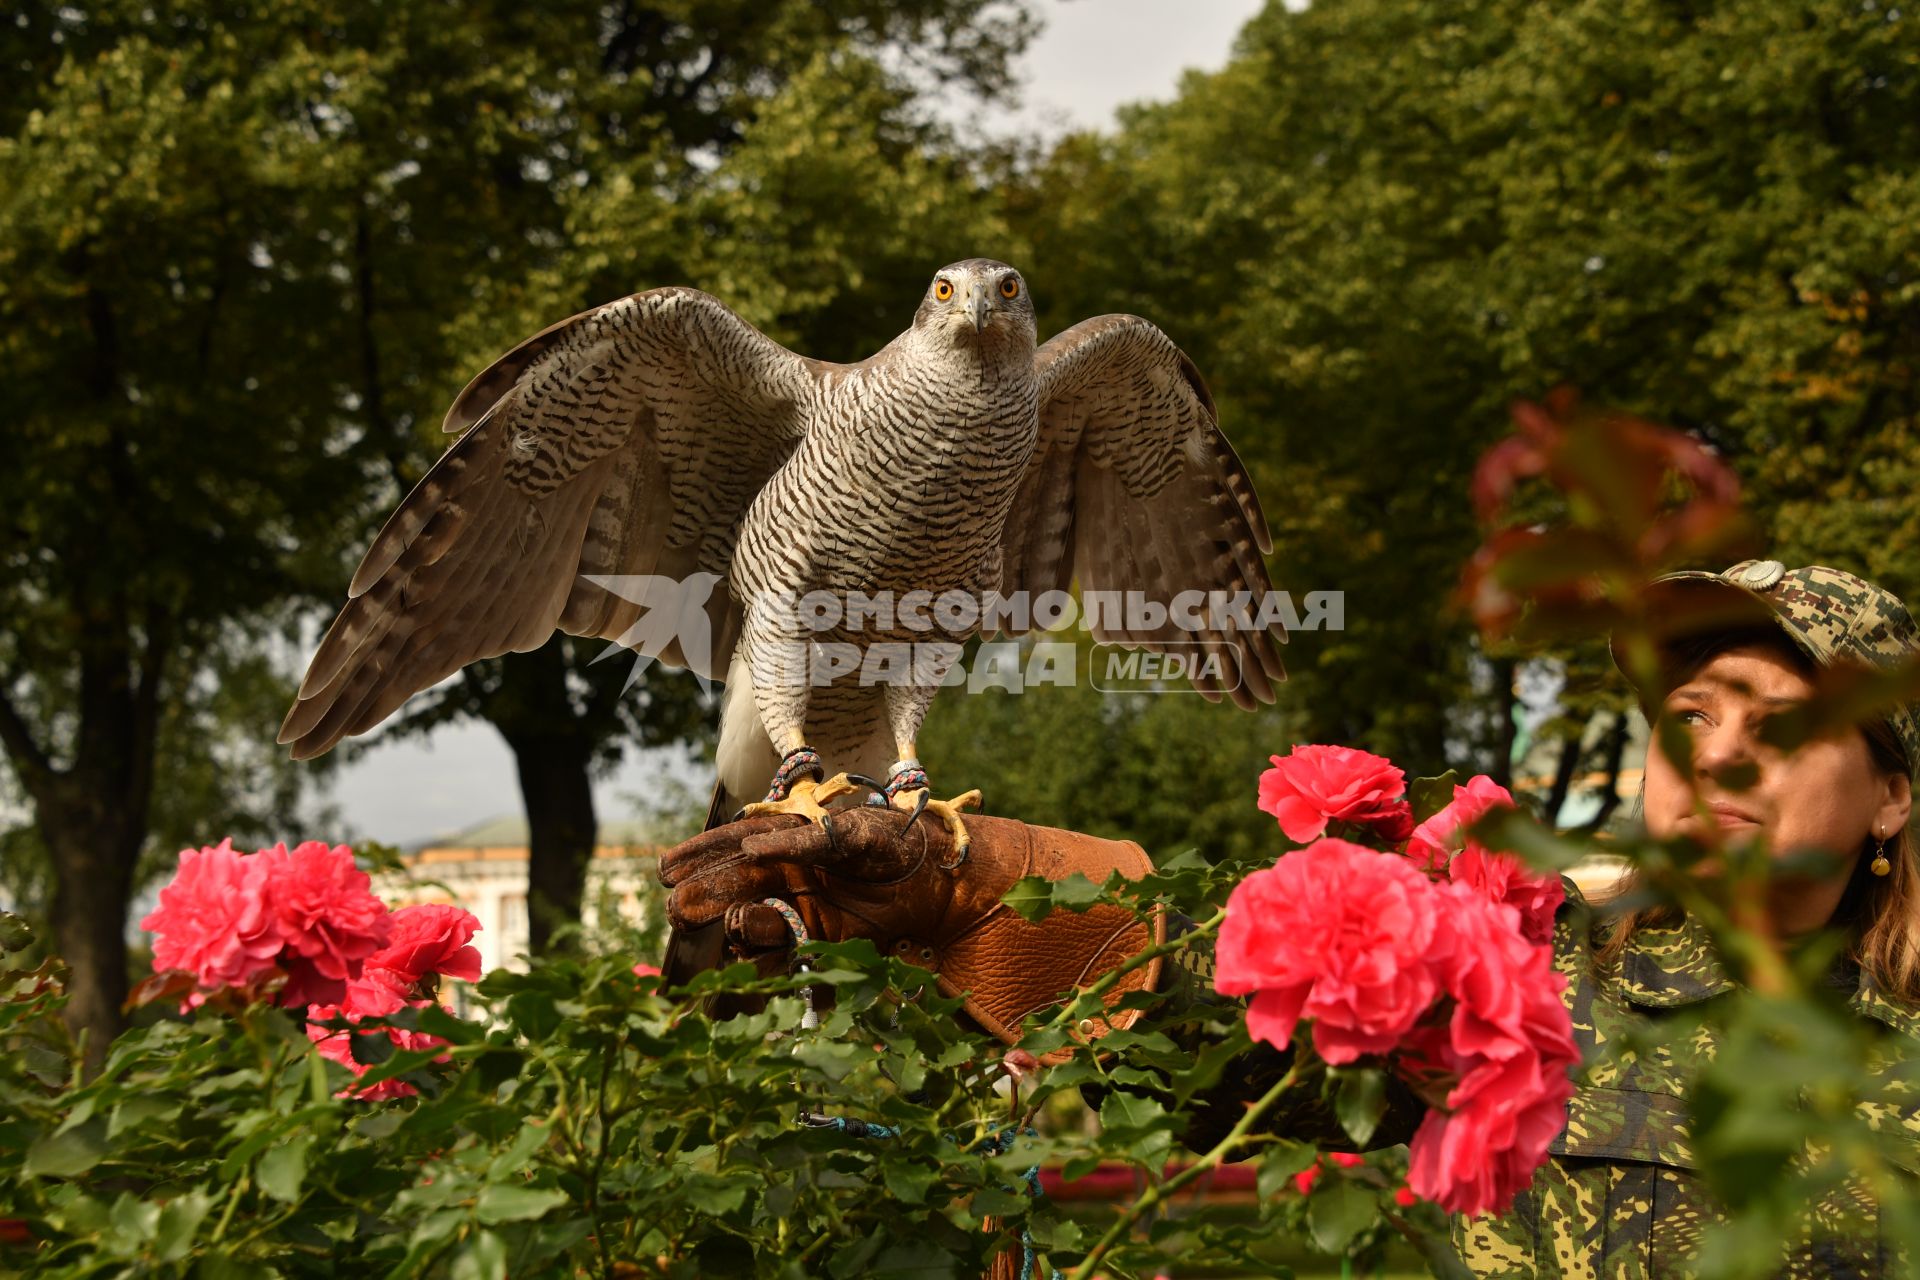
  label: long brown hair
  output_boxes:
[1594,627,1920,1004]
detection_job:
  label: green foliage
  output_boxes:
[1001,0,1920,789]
[0,837,1451,1280]
[922,639,1304,866]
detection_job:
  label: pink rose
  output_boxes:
[1450,844,1564,946]
[368,904,483,983]
[1407,775,1514,869]
[306,1001,451,1102]
[139,840,281,990]
[1406,1047,1574,1217]
[1400,885,1577,1216]
[258,841,391,1006]
[1410,776,1562,943]
[632,963,662,979]
[1257,745,1414,845]
[346,904,483,1013]
[1215,839,1442,1063]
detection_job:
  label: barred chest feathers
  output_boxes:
[733,338,1040,601]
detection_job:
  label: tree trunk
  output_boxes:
[1579,712,1633,834]
[490,639,601,956]
[513,733,598,955]
[1489,655,1518,789]
[44,801,142,1077]
[1,615,165,1079]
[1544,729,1585,827]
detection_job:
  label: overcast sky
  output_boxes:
[320,0,1270,848]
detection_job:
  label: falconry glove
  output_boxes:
[659,807,1166,1060]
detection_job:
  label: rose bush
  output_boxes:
[12,722,1907,1277]
[140,840,485,1101]
[1223,745,1576,1216]
[4,812,1464,1280]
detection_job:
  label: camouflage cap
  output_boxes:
[1608,559,1920,776]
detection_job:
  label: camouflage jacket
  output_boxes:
[1170,888,1920,1278]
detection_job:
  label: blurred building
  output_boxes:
[373,817,666,1012]
[1509,709,1652,901]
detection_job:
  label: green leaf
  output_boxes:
[792,1038,863,1082]
[449,1229,508,1280]
[1171,1023,1254,1104]
[347,1027,395,1067]
[192,1252,262,1280]
[970,1187,1024,1218]
[416,1004,484,1046]
[109,1193,161,1247]
[1409,771,1461,823]
[304,1041,334,1106]
[506,990,562,1040]
[1334,1067,1389,1147]
[1308,1178,1377,1254]
[154,1189,214,1261]
[868,1237,963,1278]
[257,1135,312,1204]
[883,1161,937,1206]
[109,1094,182,1139]
[487,1122,554,1179]
[1472,808,1594,873]
[1060,1153,1103,1183]
[19,1039,67,1088]
[1048,872,1106,911]
[24,1116,109,1178]
[0,911,33,950]
[474,1183,567,1224]
[1256,1140,1318,1199]
[682,1174,751,1217]
[1000,875,1057,923]
[1098,1089,1174,1164]
[1028,1209,1084,1250]
[354,1108,406,1141]
[1097,1089,1166,1133]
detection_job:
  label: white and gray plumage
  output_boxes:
[281,259,1287,842]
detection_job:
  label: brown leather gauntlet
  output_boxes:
[659,806,1166,1061]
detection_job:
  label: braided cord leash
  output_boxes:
[758,897,818,1030]
[762,897,1052,1279]
[882,758,931,801]
[762,746,825,803]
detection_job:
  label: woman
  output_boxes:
[660,557,1920,1277]
[1445,559,1917,1274]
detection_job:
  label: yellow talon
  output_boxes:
[743,772,862,825]
[891,787,982,867]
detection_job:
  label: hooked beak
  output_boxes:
[967,287,991,333]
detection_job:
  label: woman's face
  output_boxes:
[1643,641,1910,864]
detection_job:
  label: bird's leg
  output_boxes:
[880,748,982,869]
[742,735,861,825]
[877,664,980,865]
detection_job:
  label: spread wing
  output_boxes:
[997,314,1285,709]
[280,288,825,759]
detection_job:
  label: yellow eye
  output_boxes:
[934,279,954,301]
[1000,277,1020,299]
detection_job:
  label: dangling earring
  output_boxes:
[1872,825,1893,878]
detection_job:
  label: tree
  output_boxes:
[987,0,1920,811]
[0,1,1040,1040]
[0,0,655,1061]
